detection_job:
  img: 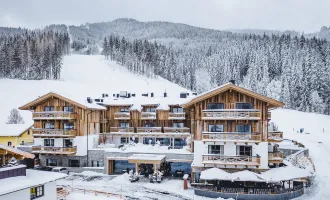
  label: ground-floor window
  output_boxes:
[114,160,135,174]
[194,172,201,183]
[237,145,252,156]
[120,137,128,144]
[174,138,186,149]
[170,162,191,175]
[30,185,44,199]
[143,137,155,145]
[156,138,171,146]
[92,160,102,167]
[69,159,80,167]
[46,158,57,166]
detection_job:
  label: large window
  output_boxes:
[236,103,253,109]
[120,122,129,128]
[44,122,55,129]
[236,125,252,133]
[173,122,184,128]
[156,138,171,146]
[63,106,74,112]
[174,138,186,149]
[46,159,57,166]
[170,162,191,175]
[64,122,74,130]
[208,124,224,132]
[92,160,100,167]
[172,107,184,113]
[207,103,224,110]
[30,185,44,199]
[114,160,135,174]
[44,139,54,146]
[144,121,155,127]
[208,145,224,154]
[145,107,156,112]
[120,108,130,112]
[143,137,155,145]
[120,137,128,144]
[44,106,54,112]
[237,146,252,156]
[64,139,73,147]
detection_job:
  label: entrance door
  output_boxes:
[69,159,80,167]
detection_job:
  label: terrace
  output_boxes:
[202,154,260,166]
[202,132,261,143]
[32,146,77,155]
[32,111,76,120]
[202,109,261,120]
[32,128,76,137]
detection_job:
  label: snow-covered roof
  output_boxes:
[260,166,312,182]
[19,91,106,110]
[128,154,166,161]
[0,144,35,159]
[0,123,33,137]
[231,170,265,182]
[0,169,67,195]
[200,167,232,180]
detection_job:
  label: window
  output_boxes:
[207,103,224,110]
[44,139,54,146]
[69,160,80,167]
[208,124,224,132]
[92,160,100,167]
[120,108,130,112]
[145,107,156,112]
[44,106,54,112]
[114,160,135,174]
[21,141,25,145]
[236,125,252,133]
[143,137,155,145]
[208,145,224,154]
[46,159,57,166]
[120,137,128,144]
[173,122,184,128]
[172,107,183,113]
[28,130,31,135]
[144,122,155,127]
[63,139,73,147]
[236,103,253,109]
[30,185,44,199]
[64,122,74,130]
[174,138,186,149]
[44,122,55,129]
[119,122,129,128]
[63,106,74,112]
[7,141,12,147]
[237,146,252,156]
[156,138,171,146]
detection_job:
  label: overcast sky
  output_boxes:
[0,0,329,33]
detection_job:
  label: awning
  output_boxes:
[260,166,312,182]
[200,167,232,180]
[231,170,265,182]
[0,144,35,159]
[128,154,166,164]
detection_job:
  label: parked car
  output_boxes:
[34,166,53,171]
[51,167,69,175]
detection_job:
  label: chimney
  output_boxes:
[151,92,154,98]
[229,80,236,85]
[87,97,92,103]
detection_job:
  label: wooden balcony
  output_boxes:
[202,154,260,166]
[114,112,130,120]
[32,111,76,120]
[268,152,284,164]
[137,127,162,133]
[202,132,261,143]
[32,146,77,155]
[109,127,134,133]
[164,127,190,133]
[141,112,157,120]
[32,128,76,137]
[268,131,283,142]
[168,112,186,120]
[202,109,261,120]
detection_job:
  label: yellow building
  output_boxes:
[0,123,34,148]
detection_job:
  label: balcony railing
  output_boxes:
[202,109,261,120]
[268,131,283,142]
[137,127,162,133]
[141,112,157,120]
[202,132,261,142]
[32,111,76,120]
[164,127,190,133]
[114,112,130,120]
[202,154,260,166]
[168,112,186,120]
[32,128,76,137]
[110,127,134,133]
[32,146,77,155]
[268,152,284,162]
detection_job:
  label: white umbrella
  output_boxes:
[260,166,312,182]
[231,170,265,182]
[200,167,232,181]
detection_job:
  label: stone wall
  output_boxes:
[39,155,87,167]
[279,148,309,158]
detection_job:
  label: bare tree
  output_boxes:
[6,108,24,124]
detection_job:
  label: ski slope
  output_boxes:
[271,109,330,200]
[0,55,187,125]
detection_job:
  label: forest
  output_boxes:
[0,29,70,80]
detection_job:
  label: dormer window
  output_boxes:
[120,108,130,112]
[207,103,224,110]
[236,103,253,109]
[172,107,183,113]
[145,107,156,112]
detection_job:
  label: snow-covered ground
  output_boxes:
[272,109,330,200]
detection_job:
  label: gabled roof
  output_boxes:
[19,92,106,111]
[0,144,35,159]
[181,83,284,108]
[1,123,33,137]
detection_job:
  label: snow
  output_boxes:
[260,166,311,182]
[0,169,66,195]
[80,171,107,176]
[128,154,165,161]
[271,108,330,199]
[67,193,122,200]
[0,123,33,137]
[231,170,265,182]
[0,55,187,126]
[200,167,232,180]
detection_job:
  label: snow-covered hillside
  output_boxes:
[271,109,330,200]
[0,55,187,125]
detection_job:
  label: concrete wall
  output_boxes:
[39,155,87,167]
[195,188,304,200]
